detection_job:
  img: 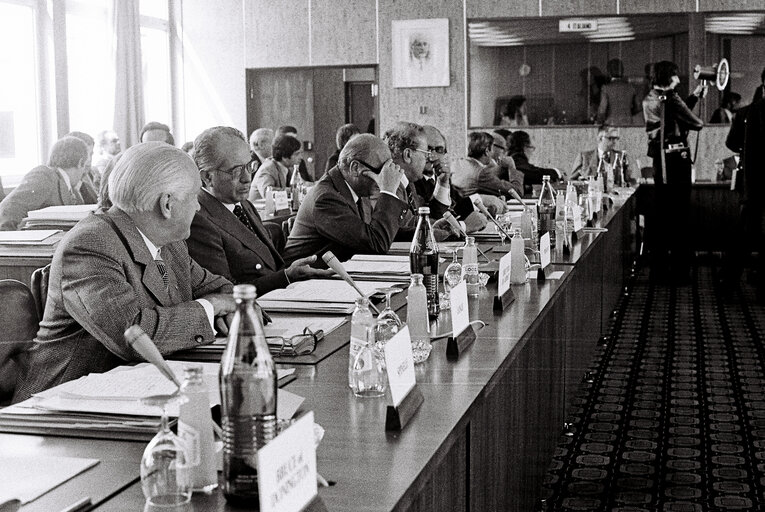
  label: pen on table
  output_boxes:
[58,496,91,512]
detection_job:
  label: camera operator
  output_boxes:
[642,60,705,283]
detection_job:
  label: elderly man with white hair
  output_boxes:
[13,142,236,402]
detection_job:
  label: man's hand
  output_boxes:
[435,156,453,185]
[433,218,461,238]
[285,255,335,281]
[693,83,708,98]
[375,159,404,195]
[433,227,453,242]
[200,293,237,336]
[498,155,517,171]
[464,211,488,233]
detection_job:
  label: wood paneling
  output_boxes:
[378,0,467,159]
[467,0,539,19]
[311,0,377,66]
[620,0,696,14]
[698,0,765,10]
[244,0,310,68]
[247,69,315,141]
[312,68,345,178]
[542,0,616,16]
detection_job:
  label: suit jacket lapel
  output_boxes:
[241,200,283,268]
[197,191,280,270]
[104,208,172,306]
[328,168,361,217]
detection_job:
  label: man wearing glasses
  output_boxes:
[187,127,331,295]
[283,133,408,264]
[569,124,633,185]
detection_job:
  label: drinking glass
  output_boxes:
[140,393,191,508]
[496,213,512,245]
[441,248,463,309]
[374,287,403,349]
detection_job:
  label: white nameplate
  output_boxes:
[383,326,416,408]
[559,18,598,32]
[540,232,551,269]
[257,412,318,512]
[572,206,583,232]
[498,250,512,298]
[469,193,482,211]
[273,190,290,212]
[450,280,470,337]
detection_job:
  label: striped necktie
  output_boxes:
[155,255,169,290]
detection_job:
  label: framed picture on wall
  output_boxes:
[392,18,450,88]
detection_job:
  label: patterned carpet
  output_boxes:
[540,262,765,511]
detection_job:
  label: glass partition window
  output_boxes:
[468,12,765,127]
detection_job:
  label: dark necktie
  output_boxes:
[233,204,254,232]
[405,185,417,214]
[155,256,169,290]
[356,198,364,219]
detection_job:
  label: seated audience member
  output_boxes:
[250,134,302,201]
[326,123,361,174]
[422,125,488,234]
[13,142,236,402]
[508,131,560,195]
[188,127,331,294]
[181,141,194,156]
[67,131,100,202]
[450,132,512,213]
[489,131,524,196]
[276,125,312,182]
[283,134,408,264]
[93,130,121,174]
[97,151,124,210]
[248,127,273,176]
[140,121,175,145]
[570,124,634,186]
[0,136,89,230]
[710,91,741,124]
[715,155,739,182]
[500,95,529,127]
[383,122,454,241]
[597,58,640,125]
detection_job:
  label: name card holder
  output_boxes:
[383,327,423,431]
[385,385,424,431]
[446,323,477,361]
[537,232,552,281]
[537,266,554,281]
[572,228,585,242]
[299,496,329,512]
[493,250,515,312]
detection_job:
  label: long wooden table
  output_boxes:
[9,190,637,512]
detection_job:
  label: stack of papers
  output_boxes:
[0,230,62,246]
[20,204,96,230]
[0,456,99,504]
[342,254,411,282]
[0,362,300,441]
[259,279,401,313]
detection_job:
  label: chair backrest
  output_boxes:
[30,264,51,321]
[282,216,296,240]
[263,220,286,254]
[0,279,40,405]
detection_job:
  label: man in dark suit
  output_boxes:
[283,133,408,264]
[188,127,331,294]
[383,122,454,241]
[570,125,634,185]
[14,142,236,401]
[0,136,88,230]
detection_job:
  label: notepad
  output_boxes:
[25,204,96,220]
[0,456,99,504]
[0,230,61,244]
[259,279,400,304]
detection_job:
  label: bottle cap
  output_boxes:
[233,284,257,300]
[418,206,430,215]
[410,273,424,284]
[354,296,370,307]
[465,236,475,245]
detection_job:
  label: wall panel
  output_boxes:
[541,0,616,16]
[699,0,765,10]
[312,68,346,177]
[378,0,467,158]
[620,0,696,14]
[244,0,310,68]
[248,69,315,141]
[467,0,538,19]
[311,0,377,66]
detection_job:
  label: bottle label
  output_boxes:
[350,336,365,358]
[178,421,201,466]
[463,263,478,275]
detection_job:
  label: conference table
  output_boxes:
[7,189,637,512]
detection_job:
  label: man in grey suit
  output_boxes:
[569,125,633,186]
[0,136,88,230]
[283,134,408,264]
[188,127,330,294]
[14,142,237,402]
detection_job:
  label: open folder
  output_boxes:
[258,279,402,313]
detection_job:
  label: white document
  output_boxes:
[384,326,416,408]
[0,456,99,504]
[258,301,355,314]
[264,314,347,338]
[25,204,96,220]
[341,259,410,275]
[0,230,61,243]
[351,253,410,263]
[260,280,401,304]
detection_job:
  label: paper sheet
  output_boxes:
[0,230,61,243]
[259,279,400,303]
[0,456,99,504]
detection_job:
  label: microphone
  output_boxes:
[443,211,490,262]
[125,325,181,388]
[322,251,380,314]
[442,211,467,237]
[472,197,512,241]
[508,188,528,212]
